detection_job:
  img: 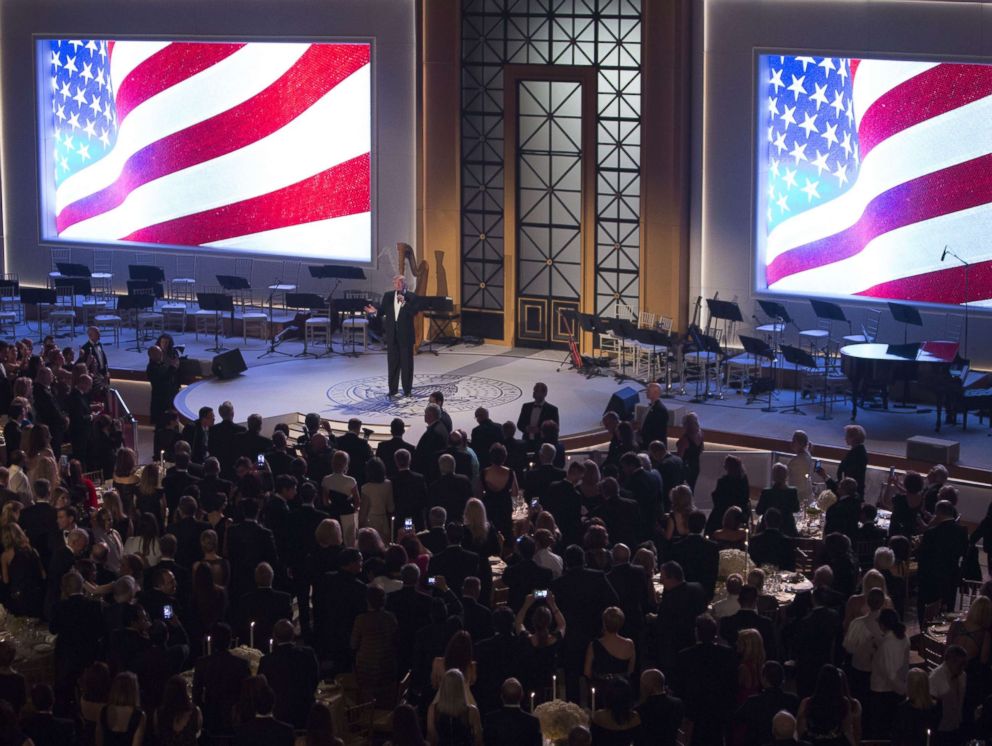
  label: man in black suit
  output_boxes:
[516,382,560,451]
[551,545,620,701]
[590,476,641,549]
[65,374,93,468]
[789,587,842,698]
[336,418,374,484]
[146,534,191,608]
[499,535,554,612]
[263,431,295,478]
[417,507,449,556]
[734,661,799,746]
[193,623,252,737]
[166,496,211,570]
[639,382,669,447]
[45,527,88,621]
[523,443,566,503]
[49,571,103,715]
[19,485,57,568]
[917,499,969,626]
[366,274,419,397]
[306,433,335,487]
[198,457,233,505]
[428,523,492,602]
[785,566,846,623]
[461,576,494,641]
[391,448,428,531]
[429,391,455,434]
[32,366,66,455]
[653,561,708,676]
[543,461,585,547]
[607,544,651,643]
[501,421,529,484]
[620,451,663,543]
[414,404,449,482]
[386,563,433,677]
[258,619,320,729]
[444,431,475,479]
[163,452,201,518]
[225,499,279,606]
[80,326,110,378]
[667,511,720,600]
[209,401,246,480]
[137,565,184,625]
[636,669,685,746]
[471,407,504,470]
[376,418,417,480]
[483,677,542,746]
[313,548,367,669]
[182,406,215,465]
[234,413,272,465]
[823,477,861,543]
[748,508,796,571]
[671,614,738,746]
[238,562,292,651]
[719,585,778,660]
[431,454,474,520]
[649,440,685,508]
[21,684,77,746]
[284,481,327,638]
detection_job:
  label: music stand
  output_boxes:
[286,292,331,358]
[417,296,455,355]
[780,344,819,415]
[129,264,165,283]
[118,293,155,352]
[888,301,923,343]
[334,296,373,357]
[196,293,235,353]
[739,334,777,411]
[19,287,57,343]
[687,326,723,402]
[126,279,164,299]
[757,299,793,326]
[56,262,92,278]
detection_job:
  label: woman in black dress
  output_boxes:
[514,593,566,699]
[0,524,44,618]
[481,444,517,543]
[816,424,868,497]
[676,412,704,491]
[705,455,751,537]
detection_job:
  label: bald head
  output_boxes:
[500,678,523,705]
[772,711,797,740]
[539,443,556,465]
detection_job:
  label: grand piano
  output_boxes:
[839,341,966,431]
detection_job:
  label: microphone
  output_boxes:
[941,246,949,262]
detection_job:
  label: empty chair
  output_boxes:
[843,308,881,344]
[90,250,114,295]
[169,254,197,304]
[94,298,123,346]
[241,307,269,342]
[48,285,77,337]
[161,301,188,334]
[134,288,164,340]
[340,289,369,350]
[48,247,72,288]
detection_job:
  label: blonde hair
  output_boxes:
[792,430,810,449]
[436,669,469,718]
[107,671,140,708]
[315,519,343,547]
[102,491,126,521]
[463,498,489,544]
[861,569,888,597]
[671,485,695,514]
[747,568,766,592]
[906,669,934,710]
[737,629,766,669]
[0,502,22,527]
[844,424,866,445]
[138,463,160,495]
[965,596,992,630]
[603,606,625,634]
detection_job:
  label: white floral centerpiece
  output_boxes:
[718,548,747,581]
[230,645,263,675]
[534,700,589,745]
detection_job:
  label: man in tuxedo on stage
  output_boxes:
[516,382,559,451]
[366,275,418,397]
[80,326,110,380]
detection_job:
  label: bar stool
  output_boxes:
[242,309,269,342]
[340,290,369,350]
[170,255,196,304]
[304,315,332,352]
[49,285,77,337]
[48,247,71,288]
[90,250,114,295]
[133,288,164,340]
[161,302,188,334]
[94,310,122,346]
[194,308,222,341]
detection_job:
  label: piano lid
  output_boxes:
[920,340,960,363]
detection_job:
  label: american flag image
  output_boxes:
[759,54,992,306]
[45,39,372,261]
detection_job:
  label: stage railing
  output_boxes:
[107,387,138,454]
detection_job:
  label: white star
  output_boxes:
[86,40,98,53]
[88,95,102,117]
[798,112,819,138]
[80,61,94,83]
[801,178,821,202]
[795,56,816,71]
[787,74,807,101]
[833,162,849,187]
[768,96,779,117]
[60,155,70,172]
[822,121,839,148]
[782,167,798,189]
[818,58,836,76]
[779,104,797,128]
[95,67,106,89]
[63,133,74,150]
[77,143,91,161]
[68,40,83,52]
[840,131,853,158]
[67,111,81,131]
[767,126,773,143]
[59,80,71,100]
[55,103,67,122]
[809,82,829,110]
[98,128,111,147]
[51,50,62,69]
[846,98,854,125]
[64,55,78,74]
[838,61,848,81]
[830,91,845,117]
[768,182,776,199]
[770,158,780,178]
[789,141,808,165]
[83,119,97,139]
[102,100,113,124]
[769,68,785,93]
[99,42,107,62]
[73,86,88,106]
[773,131,788,155]
[776,193,790,214]
[811,150,830,176]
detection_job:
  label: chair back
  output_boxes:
[959,579,983,612]
[344,701,374,745]
[50,247,71,271]
[919,634,946,672]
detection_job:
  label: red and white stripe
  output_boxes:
[55,41,371,259]
[766,59,992,303]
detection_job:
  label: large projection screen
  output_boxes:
[37,38,373,262]
[754,53,992,307]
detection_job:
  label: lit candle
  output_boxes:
[249,621,255,650]
[591,686,596,712]
[205,635,211,655]
[159,450,164,464]
[391,515,396,539]
[269,638,274,652]
[530,691,535,711]
[552,674,557,700]
[926,730,930,746]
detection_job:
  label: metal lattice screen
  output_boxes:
[460,0,642,339]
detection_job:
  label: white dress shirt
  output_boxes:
[787,451,814,502]
[843,610,881,673]
[929,663,966,731]
[869,631,909,694]
[712,595,741,619]
[534,547,563,578]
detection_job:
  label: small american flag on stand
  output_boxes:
[760,54,992,306]
[45,38,372,261]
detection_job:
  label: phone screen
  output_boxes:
[534,589,548,599]
[404,518,414,530]
[427,577,437,586]
[256,454,265,468]
[163,604,173,620]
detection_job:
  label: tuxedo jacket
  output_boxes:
[379,289,419,347]
[516,401,560,440]
[81,339,109,376]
